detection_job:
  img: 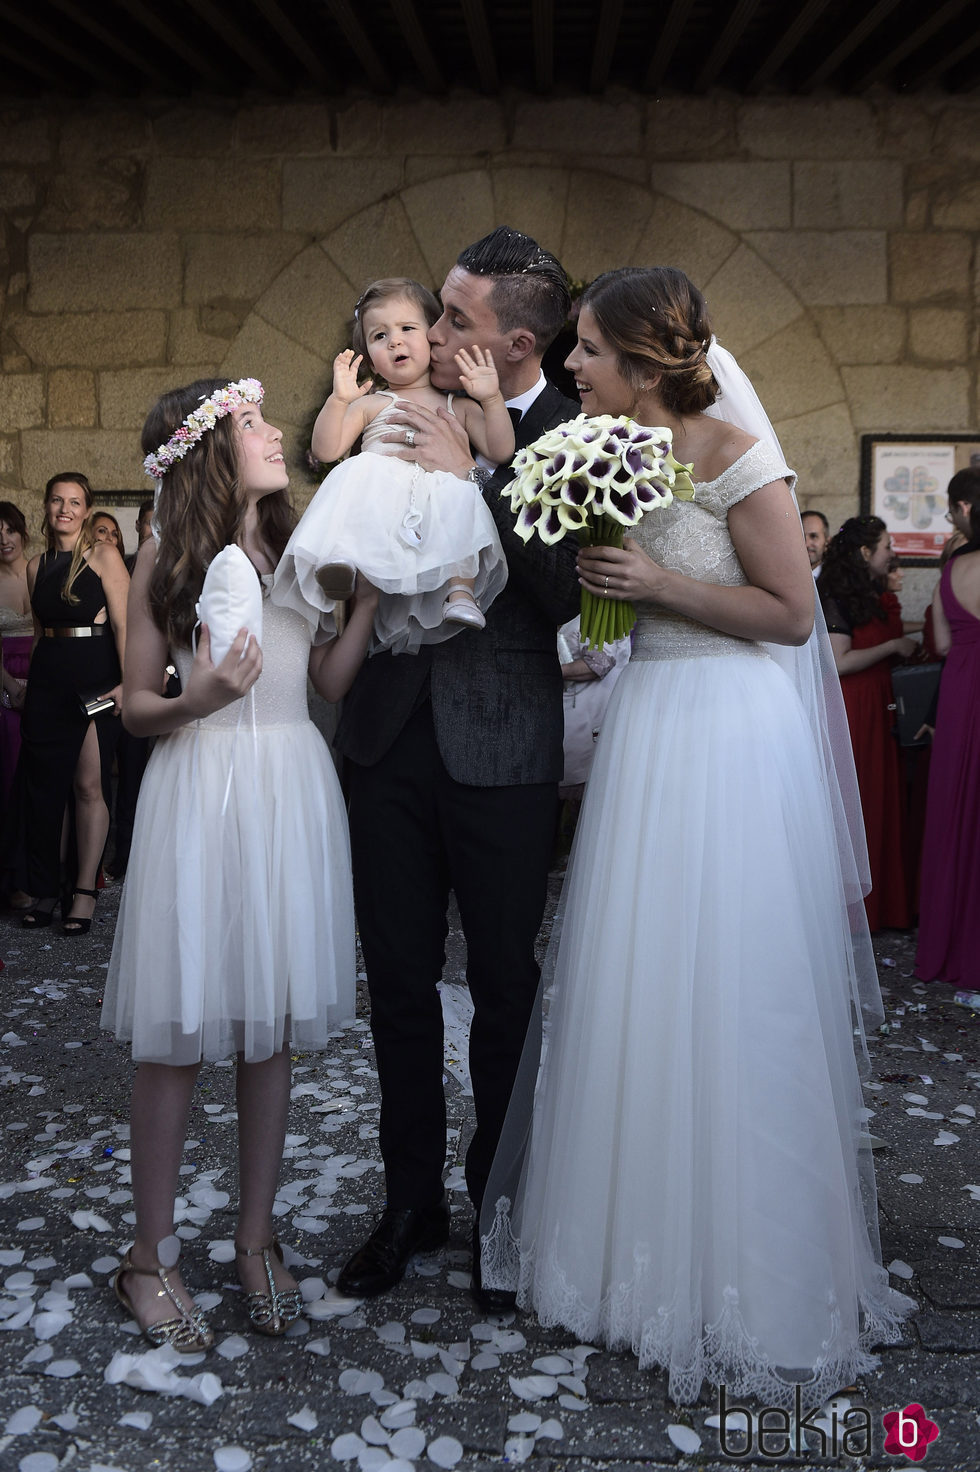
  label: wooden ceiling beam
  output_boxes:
[320,0,392,91]
[855,0,974,89]
[694,0,762,93]
[388,0,446,92]
[645,0,695,92]
[0,35,64,88]
[46,0,159,83]
[183,0,289,91]
[460,0,498,92]
[802,0,903,90]
[915,28,980,90]
[0,0,120,89]
[532,0,554,94]
[112,0,230,88]
[747,0,832,92]
[249,0,332,89]
[590,0,624,93]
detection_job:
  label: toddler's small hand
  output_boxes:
[455,345,500,402]
[332,349,372,404]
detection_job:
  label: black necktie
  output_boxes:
[508,406,522,430]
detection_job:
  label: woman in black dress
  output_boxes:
[18,472,129,931]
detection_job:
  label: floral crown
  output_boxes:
[143,378,265,479]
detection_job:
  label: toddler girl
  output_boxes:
[272,277,512,654]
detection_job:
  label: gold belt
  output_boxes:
[42,625,108,638]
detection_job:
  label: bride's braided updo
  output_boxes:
[581,267,717,416]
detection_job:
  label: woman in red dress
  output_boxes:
[819,516,918,930]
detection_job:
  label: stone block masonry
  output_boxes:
[0,89,977,596]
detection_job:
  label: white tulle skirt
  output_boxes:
[482,648,912,1409]
[102,719,356,1065]
[272,455,507,655]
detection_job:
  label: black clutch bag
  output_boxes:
[78,690,117,718]
[890,663,942,747]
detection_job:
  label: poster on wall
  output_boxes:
[860,434,980,562]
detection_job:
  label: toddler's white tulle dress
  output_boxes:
[481,439,913,1409]
[101,584,356,1065]
[272,393,507,655]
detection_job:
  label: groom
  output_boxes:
[334,227,580,1308]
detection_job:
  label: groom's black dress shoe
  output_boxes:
[470,1223,517,1314]
[337,1200,450,1298]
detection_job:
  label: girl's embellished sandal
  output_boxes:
[113,1241,214,1353]
[235,1237,303,1336]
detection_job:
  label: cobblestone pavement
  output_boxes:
[0,884,977,1471]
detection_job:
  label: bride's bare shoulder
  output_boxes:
[687,417,758,484]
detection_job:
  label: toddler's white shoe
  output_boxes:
[442,586,486,630]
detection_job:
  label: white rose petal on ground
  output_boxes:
[953,1104,976,1117]
[331,1433,367,1461]
[309,1291,364,1318]
[938,1237,965,1248]
[536,1419,564,1441]
[306,1337,331,1356]
[507,1413,541,1433]
[118,1410,154,1429]
[360,1415,389,1446]
[427,1436,463,1467]
[339,1368,386,1396]
[5,1405,43,1434]
[375,1321,406,1344]
[43,1358,80,1377]
[888,1260,915,1279]
[668,1424,702,1453]
[558,1395,588,1411]
[503,1436,534,1464]
[509,1374,558,1401]
[410,1308,440,1325]
[287,1406,318,1432]
[356,1448,390,1472]
[215,1336,250,1360]
[934,1131,960,1146]
[899,1174,924,1184]
[471,1352,500,1370]
[208,1241,237,1264]
[379,1400,417,1430]
[214,1448,252,1472]
[532,1355,573,1374]
[18,1454,59,1472]
[425,1372,459,1397]
[389,1427,426,1459]
[903,1093,929,1105]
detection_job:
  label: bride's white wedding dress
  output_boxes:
[482,439,912,1409]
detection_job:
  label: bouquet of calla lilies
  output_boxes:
[504,414,695,649]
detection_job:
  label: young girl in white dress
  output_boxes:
[482,268,913,1410]
[272,277,512,655]
[101,376,377,1352]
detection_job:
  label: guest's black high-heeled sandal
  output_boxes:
[235,1238,303,1337]
[63,886,98,936]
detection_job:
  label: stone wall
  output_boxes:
[1,90,977,613]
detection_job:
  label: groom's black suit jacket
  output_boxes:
[335,380,581,786]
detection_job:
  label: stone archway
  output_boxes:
[219,167,852,508]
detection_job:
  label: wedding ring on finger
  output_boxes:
[405,428,416,447]
[604,576,610,592]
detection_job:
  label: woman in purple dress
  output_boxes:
[915,468,980,986]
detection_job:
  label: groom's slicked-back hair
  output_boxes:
[457,226,570,352]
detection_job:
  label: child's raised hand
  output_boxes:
[455,345,501,403]
[332,349,372,404]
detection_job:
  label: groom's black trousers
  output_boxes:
[346,700,557,1214]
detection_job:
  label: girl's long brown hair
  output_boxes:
[144,379,295,648]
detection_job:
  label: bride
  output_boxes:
[481,266,912,1409]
